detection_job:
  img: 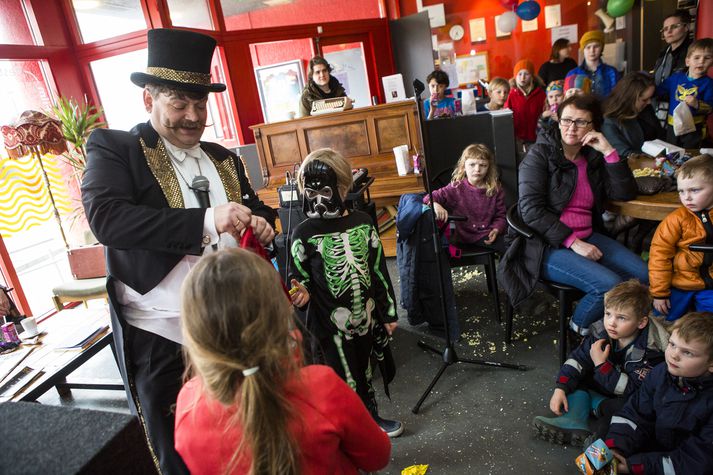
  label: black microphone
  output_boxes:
[413,79,425,97]
[191,175,211,209]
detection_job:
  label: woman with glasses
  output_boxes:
[653,10,692,126]
[499,94,648,337]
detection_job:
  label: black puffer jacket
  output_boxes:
[298,76,347,117]
[497,126,637,307]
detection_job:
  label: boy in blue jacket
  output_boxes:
[606,311,713,474]
[534,280,669,446]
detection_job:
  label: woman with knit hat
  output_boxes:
[565,30,620,98]
[505,59,546,154]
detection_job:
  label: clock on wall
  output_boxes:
[449,24,465,41]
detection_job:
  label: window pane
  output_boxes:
[90,48,237,146]
[0,60,53,127]
[71,0,146,43]
[166,0,213,30]
[0,0,36,45]
[323,43,371,110]
[221,0,382,30]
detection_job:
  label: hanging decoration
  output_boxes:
[606,0,635,18]
[516,1,541,21]
[497,11,519,33]
[499,0,518,9]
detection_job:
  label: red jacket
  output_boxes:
[175,365,391,474]
[505,86,546,142]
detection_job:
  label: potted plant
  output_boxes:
[50,97,106,279]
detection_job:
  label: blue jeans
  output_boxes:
[662,288,713,321]
[541,232,649,332]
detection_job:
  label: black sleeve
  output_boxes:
[602,118,637,159]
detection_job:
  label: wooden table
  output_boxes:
[608,192,680,221]
[0,307,118,402]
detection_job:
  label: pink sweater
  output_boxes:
[560,150,620,248]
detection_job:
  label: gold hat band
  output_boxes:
[146,66,211,86]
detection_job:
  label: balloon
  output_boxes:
[516,1,541,21]
[499,0,518,9]
[497,11,519,33]
[607,0,634,17]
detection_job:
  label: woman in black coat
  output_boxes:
[298,56,352,117]
[499,94,648,335]
[602,72,664,159]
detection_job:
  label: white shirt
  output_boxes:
[115,138,236,344]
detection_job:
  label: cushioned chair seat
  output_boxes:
[52,278,108,311]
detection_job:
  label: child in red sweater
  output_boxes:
[505,59,546,156]
[174,248,391,475]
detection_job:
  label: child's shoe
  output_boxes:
[372,413,404,438]
[533,390,592,446]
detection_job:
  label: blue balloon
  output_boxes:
[516,1,541,21]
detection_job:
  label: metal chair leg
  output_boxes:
[505,301,514,344]
[558,289,569,366]
[485,254,502,323]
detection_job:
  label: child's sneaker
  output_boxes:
[373,413,404,438]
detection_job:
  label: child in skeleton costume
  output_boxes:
[289,148,403,438]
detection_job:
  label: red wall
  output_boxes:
[249,38,314,68]
[224,0,382,30]
[399,0,594,80]
[698,0,713,39]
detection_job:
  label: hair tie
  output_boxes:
[242,366,259,377]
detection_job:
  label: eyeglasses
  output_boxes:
[660,23,686,33]
[560,118,592,129]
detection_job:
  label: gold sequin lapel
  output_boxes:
[206,152,243,204]
[140,137,185,209]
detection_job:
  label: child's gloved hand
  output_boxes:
[290,279,310,307]
[549,388,568,415]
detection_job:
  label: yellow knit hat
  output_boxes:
[579,30,604,49]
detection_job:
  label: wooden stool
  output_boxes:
[51,278,108,312]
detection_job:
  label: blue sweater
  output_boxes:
[657,72,713,129]
[566,61,620,97]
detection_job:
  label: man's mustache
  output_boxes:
[162,120,208,130]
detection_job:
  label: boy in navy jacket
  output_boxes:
[534,280,668,445]
[607,311,713,474]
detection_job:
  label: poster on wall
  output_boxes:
[544,4,561,28]
[420,3,446,28]
[494,15,509,37]
[455,53,489,86]
[254,60,304,123]
[522,18,538,32]
[469,18,487,42]
[551,24,578,45]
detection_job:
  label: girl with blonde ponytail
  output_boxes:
[175,248,391,474]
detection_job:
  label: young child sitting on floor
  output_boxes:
[477,77,510,112]
[424,143,507,254]
[657,38,713,149]
[425,69,457,119]
[533,279,668,446]
[606,311,713,474]
[650,154,713,321]
[289,148,403,437]
[174,249,391,475]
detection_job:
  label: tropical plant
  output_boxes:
[50,97,105,179]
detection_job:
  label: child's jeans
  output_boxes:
[656,288,713,321]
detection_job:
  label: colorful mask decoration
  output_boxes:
[302,159,345,219]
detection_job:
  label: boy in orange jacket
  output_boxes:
[649,154,713,320]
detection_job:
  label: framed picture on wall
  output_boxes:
[455,52,489,86]
[254,60,305,123]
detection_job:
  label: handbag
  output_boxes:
[635,176,673,195]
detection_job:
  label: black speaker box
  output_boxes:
[0,402,156,474]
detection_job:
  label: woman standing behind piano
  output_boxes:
[298,56,353,117]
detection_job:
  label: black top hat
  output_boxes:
[130,29,226,93]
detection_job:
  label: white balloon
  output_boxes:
[497,11,518,33]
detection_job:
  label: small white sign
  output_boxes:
[616,16,626,30]
[469,17,487,42]
[420,3,446,28]
[494,14,509,37]
[545,4,561,28]
[551,24,578,45]
[522,18,538,32]
[382,74,407,103]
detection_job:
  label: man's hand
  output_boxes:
[653,298,670,315]
[570,238,603,261]
[214,202,253,241]
[384,322,398,336]
[590,338,611,366]
[433,202,449,222]
[289,279,310,307]
[549,388,568,416]
[248,215,275,246]
[484,228,499,244]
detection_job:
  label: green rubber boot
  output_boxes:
[533,390,593,446]
[587,390,607,417]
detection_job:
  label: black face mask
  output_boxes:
[301,159,345,219]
